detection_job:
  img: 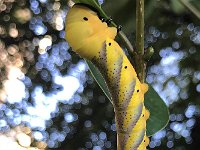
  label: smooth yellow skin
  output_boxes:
[105,39,149,150]
[66,5,116,59]
[65,4,149,150]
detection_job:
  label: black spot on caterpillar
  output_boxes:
[83,17,88,21]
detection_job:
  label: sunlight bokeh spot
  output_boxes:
[17,132,31,147]
[38,35,52,54]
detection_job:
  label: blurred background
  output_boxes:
[0,0,200,149]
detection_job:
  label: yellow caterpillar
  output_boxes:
[65,4,150,150]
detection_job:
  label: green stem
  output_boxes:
[136,0,144,55]
[180,0,200,20]
[118,31,134,53]
[136,0,145,83]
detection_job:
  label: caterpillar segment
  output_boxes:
[88,38,150,150]
[65,4,150,150]
[99,39,149,150]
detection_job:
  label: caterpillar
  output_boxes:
[65,4,150,150]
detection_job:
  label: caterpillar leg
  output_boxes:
[106,17,113,25]
[141,83,148,94]
[140,136,149,150]
[138,136,149,150]
[145,136,150,146]
[145,109,150,120]
[101,17,106,22]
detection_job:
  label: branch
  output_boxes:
[118,31,134,54]
[180,0,200,20]
[136,0,144,55]
[136,0,145,83]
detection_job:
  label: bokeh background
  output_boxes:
[0,0,200,149]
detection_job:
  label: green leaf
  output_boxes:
[170,0,185,14]
[86,60,169,136]
[72,0,116,27]
[180,0,200,20]
[73,0,109,18]
[73,0,100,9]
[145,85,169,136]
[73,0,158,34]
[190,0,200,10]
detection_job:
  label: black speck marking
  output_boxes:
[83,17,88,21]
[137,90,139,92]
[120,80,136,109]
[124,66,127,69]
[108,43,111,46]
[144,140,145,142]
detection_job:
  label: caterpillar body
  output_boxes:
[65,4,150,150]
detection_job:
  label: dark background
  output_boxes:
[0,0,200,149]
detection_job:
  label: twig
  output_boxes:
[136,0,145,83]
[118,31,134,53]
[136,0,144,55]
[180,0,200,20]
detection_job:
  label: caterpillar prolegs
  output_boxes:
[65,4,150,150]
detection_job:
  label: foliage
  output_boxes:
[0,0,200,150]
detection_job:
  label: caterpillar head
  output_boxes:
[65,4,117,55]
[66,5,109,50]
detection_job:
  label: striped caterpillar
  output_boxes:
[65,4,150,150]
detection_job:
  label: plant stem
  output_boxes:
[136,0,145,83]
[118,31,134,53]
[136,0,144,55]
[180,0,200,20]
